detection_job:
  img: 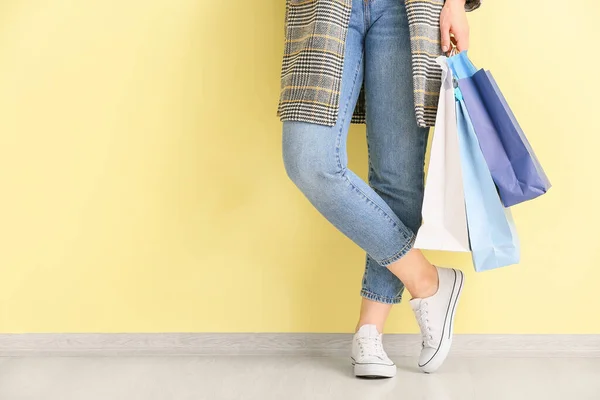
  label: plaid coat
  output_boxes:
[276,0,481,128]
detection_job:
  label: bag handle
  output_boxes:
[449,38,459,57]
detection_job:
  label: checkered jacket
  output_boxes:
[276,0,481,128]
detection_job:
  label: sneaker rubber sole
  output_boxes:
[351,357,396,378]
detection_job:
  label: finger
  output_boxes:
[440,22,451,54]
[453,31,470,52]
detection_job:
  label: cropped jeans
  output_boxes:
[282,0,429,304]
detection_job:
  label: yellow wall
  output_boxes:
[0,0,598,334]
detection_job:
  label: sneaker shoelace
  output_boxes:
[357,335,386,360]
[415,301,435,348]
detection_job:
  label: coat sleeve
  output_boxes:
[465,0,482,12]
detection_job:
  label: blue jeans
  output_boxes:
[282,0,429,304]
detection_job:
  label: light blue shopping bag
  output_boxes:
[452,62,520,271]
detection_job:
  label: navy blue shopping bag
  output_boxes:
[447,52,551,207]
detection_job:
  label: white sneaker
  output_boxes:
[351,324,396,378]
[410,266,465,374]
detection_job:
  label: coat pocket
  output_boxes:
[284,0,316,41]
[282,0,319,59]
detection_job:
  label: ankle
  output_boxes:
[410,270,439,299]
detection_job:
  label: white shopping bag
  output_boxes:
[414,56,470,252]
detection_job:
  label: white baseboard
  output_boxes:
[0,333,598,357]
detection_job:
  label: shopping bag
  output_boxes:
[453,71,520,271]
[447,51,551,207]
[414,57,469,252]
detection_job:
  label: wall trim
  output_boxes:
[0,333,598,357]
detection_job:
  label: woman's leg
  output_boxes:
[282,0,418,275]
[356,0,435,333]
[360,0,465,374]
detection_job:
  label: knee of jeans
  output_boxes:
[282,135,337,196]
[283,148,326,194]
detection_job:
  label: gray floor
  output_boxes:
[0,356,598,400]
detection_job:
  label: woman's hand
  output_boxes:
[440,0,470,55]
